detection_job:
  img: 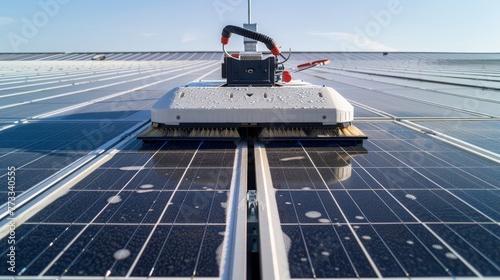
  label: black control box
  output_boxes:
[222,56,275,86]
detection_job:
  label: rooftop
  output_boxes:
[0,52,498,279]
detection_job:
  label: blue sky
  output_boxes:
[1,0,499,53]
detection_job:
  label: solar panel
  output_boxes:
[0,52,498,279]
[413,121,500,153]
[257,122,498,278]
[0,140,242,277]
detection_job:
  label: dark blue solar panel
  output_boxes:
[265,122,499,278]
[1,52,499,279]
[0,141,236,277]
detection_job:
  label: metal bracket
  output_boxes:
[247,190,259,253]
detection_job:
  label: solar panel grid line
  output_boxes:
[297,142,384,278]
[171,52,189,61]
[153,53,171,61]
[324,68,500,105]
[338,68,500,91]
[218,142,246,280]
[52,54,77,60]
[0,71,107,88]
[348,66,500,83]
[124,141,204,278]
[161,52,182,61]
[1,168,123,274]
[262,122,496,278]
[411,120,500,154]
[363,64,500,83]
[127,53,147,61]
[0,62,111,79]
[36,54,66,61]
[25,54,54,61]
[310,70,496,119]
[69,54,93,60]
[339,132,492,276]
[326,61,497,81]
[299,72,488,119]
[1,61,211,92]
[53,54,79,61]
[262,144,382,278]
[279,183,365,276]
[146,53,162,61]
[113,53,136,60]
[184,53,199,61]
[0,60,213,109]
[0,66,162,96]
[317,147,483,277]
[36,140,173,277]
[121,53,144,60]
[28,62,219,120]
[0,121,146,226]
[198,53,209,60]
[398,121,500,164]
[276,187,320,277]
[346,100,396,119]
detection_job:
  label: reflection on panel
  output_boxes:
[413,121,500,153]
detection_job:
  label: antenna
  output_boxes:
[247,0,251,24]
[243,0,257,51]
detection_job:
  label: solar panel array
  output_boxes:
[1,140,236,277]
[0,52,498,279]
[261,122,498,278]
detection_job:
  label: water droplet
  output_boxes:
[321,251,330,257]
[362,235,372,240]
[279,156,305,162]
[445,252,458,259]
[302,187,311,190]
[318,218,330,223]
[432,244,443,250]
[344,236,351,240]
[135,189,153,194]
[355,215,365,220]
[140,184,154,189]
[113,249,130,260]
[405,194,417,200]
[300,257,308,262]
[119,166,142,171]
[406,240,414,245]
[107,195,122,204]
[285,202,292,205]
[305,211,322,219]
